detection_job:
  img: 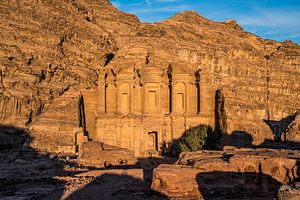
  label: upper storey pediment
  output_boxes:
[102,47,196,81]
[104,62,195,83]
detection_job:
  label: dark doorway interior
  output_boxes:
[78,94,87,136]
[148,131,158,152]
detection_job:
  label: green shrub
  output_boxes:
[179,125,217,153]
[167,125,219,157]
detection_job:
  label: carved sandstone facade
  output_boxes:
[1,0,299,156]
[95,63,209,156]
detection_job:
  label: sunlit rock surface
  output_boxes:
[0,0,299,155]
[152,149,300,199]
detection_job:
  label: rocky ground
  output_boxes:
[0,0,299,155]
[1,145,300,200]
[0,146,174,200]
[0,125,300,199]
[152,148,300,200]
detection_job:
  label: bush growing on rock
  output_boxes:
[180,126,207,152]
[178,125,217,154]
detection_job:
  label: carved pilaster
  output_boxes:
[133,71,142,114]
[105,69,117,114]
[200,72,208,114]
[98,69,106,114]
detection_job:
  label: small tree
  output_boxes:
[179,125,216,153]
[168,125,218,156]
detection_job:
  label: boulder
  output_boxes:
[76,141,137,168]
[284,113,300,143]
[152,149,300,198]
[261,157,298,184]
[151,164,203,198]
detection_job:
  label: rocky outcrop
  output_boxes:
[284,112,300,142]
[0,0,139,153]
[0,0,299,153]
[76,141,137,168]
[152,149,300,199]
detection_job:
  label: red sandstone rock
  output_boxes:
[284,113,300,142]
[77,141,137,168]
[261,157,298,184]
[152,150,300,198]
[0,0,299,155]
[152,164,203,198]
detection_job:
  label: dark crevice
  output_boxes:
[145,51,150,65]
[27,56,33,65]
[215,89,227,139]
[104,53,115,66]
[25,111,33,126]
[167,64,172,113]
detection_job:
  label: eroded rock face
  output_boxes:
[0,0,139,153]
[0,0,299,154]
[76,141,137,168]
[152,165,202,198]
[152,149,300,199]
[284,113,300,142]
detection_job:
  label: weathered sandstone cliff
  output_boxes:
[0,0,299,154]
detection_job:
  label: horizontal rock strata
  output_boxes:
[0,0,299,153]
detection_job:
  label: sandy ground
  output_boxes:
[0,149,176,200]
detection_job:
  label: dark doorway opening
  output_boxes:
[148,131,158,152]
[78,94,87,137]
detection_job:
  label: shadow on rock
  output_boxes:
[263,111,299,142]
[0,125,79,200]
[220,130,254,148]
[258,139,300,150]
[64,172,166,200]
[0,124,172,200]
[0,125,28,150]
[197,171,282,200]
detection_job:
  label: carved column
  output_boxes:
[187,80,197,115]
[200,73,208,114]
[116,81,120,114]
[161,72,169,114]
[130,82,134,114]
[144,83,149,114]
[195,70,200,115]
[184,81,188,115]
[106,83,117,113]
[98,70,106,114]
[158,79,162,114]
[168,65,172,114]
[133,82,142,114]
[141,78,145,114]
[106,70,117,114]
[172,82,176,114]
